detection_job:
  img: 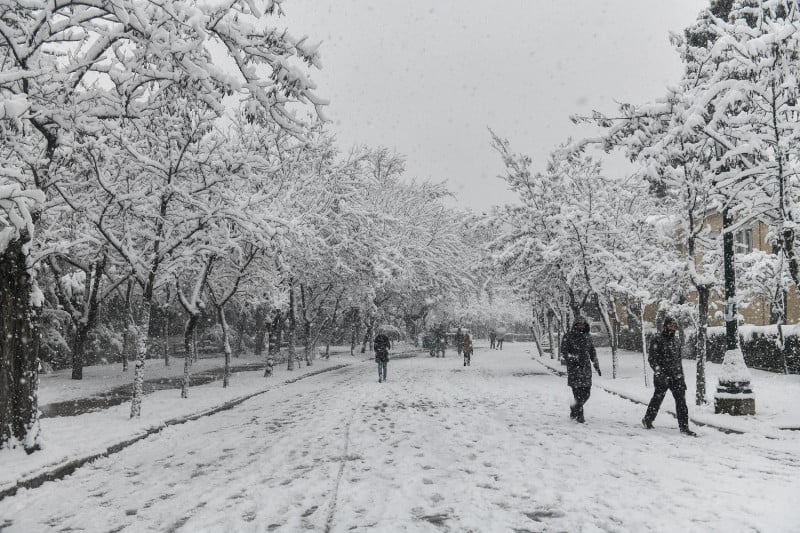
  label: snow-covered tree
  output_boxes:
[0,184,44,450]
[1,0,325,432]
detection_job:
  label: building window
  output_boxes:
[735,228,754,253]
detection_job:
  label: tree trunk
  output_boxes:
[530,307,544,358]
[546,311,555,360]
[181,314,199,398]
[234,306,245,358]
[360,316,374,354]
[350,308,359,356]
[122,326,131,372]
[303,318,313,367]
[218,305,232,388]
[70,257,105,380]
[695,286,709,404]
[130,302,152,418]
[253,304,268,356]
[639,303,649,388]
[597,298,618,378]
[287,285,296,371]
[0,238,42,451]
[556,319,564,365]
[269,309,285,359]
[307,317,330,365]
[122,281,134,372]
[163,306,170,367]
[71,324,89,380]
[192,328,198,363]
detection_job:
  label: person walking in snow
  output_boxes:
[462,333,473,366]
[489,329,496,350]
[642,317,696,436]
[560,316,601,423]
[496,328,506,350]
[374,332,390,383]
[455,327,464,356]
[436,333,447,357]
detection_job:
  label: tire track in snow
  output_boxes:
[323,406,355,533]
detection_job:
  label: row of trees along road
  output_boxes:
[489,0,800,413]
[0,2,481,452]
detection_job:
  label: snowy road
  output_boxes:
[1,345,798,532]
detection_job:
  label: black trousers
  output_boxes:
[570,386,591,418]
[377,360,387,382]
[463,351,471,366]
[644,379,689,429]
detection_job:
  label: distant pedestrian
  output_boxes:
[374,332,390,383]
[455,327,464,356]
[560,316,601,423]
[489,329,496,350]
[462,333,473,366]
[496,329,506,350]
[642,317,696,436]
[436,333,446,357]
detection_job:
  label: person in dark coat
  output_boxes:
[374,332,390,383]
[496,329,505,350]
[455,327,464,356]
[560,316,601,423]
[489,329,496,349]
[435,333,446,357]
[642,317,696,436]
[462,333,473,366]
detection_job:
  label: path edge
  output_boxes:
[0,363,351,502]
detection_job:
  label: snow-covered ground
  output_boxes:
[1,342,798,532]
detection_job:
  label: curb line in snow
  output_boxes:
[530,356,750,436]
[0,363,352,502]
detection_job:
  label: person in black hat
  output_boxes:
[642,317,697,436]
[560,316,601,423]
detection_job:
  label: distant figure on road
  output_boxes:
[489,329,496,350]
[462,333,473,366]
[374,332,390,383]
[642,317,696,436]
[560,316,601,423]
[455,327,464,356]
[496,328,506,350]
[435,333,446,358]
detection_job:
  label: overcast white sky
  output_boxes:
[279,0,708,212]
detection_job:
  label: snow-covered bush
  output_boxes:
[38,308,72,370]
[690,326,799,374]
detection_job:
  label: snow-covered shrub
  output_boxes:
[687,326,799,374]
[38,308,71,370]
[86,324,125,366]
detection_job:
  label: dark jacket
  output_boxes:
[648,330,685,389]
[561,325,598,388]
[462,335,473,354]
[374,333,390,362]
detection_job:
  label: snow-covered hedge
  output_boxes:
[689,326,800,374]
[619,321,799,374]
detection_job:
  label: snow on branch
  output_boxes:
[0,184,45,254]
